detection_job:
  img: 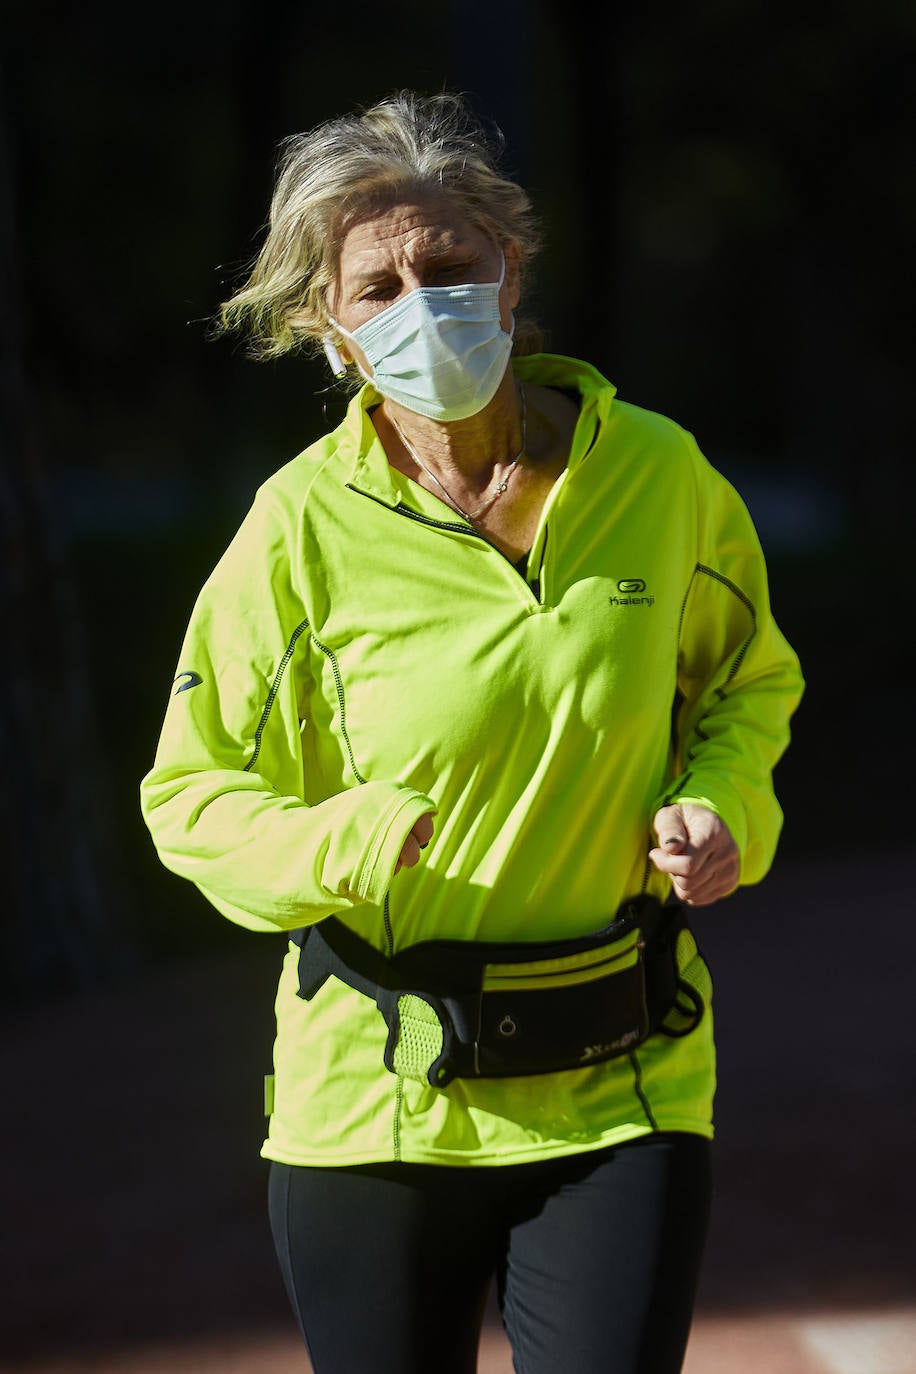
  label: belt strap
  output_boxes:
[291,894,666,1003]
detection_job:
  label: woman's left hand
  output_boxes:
[649,803,739,906]
[394,811,436,875]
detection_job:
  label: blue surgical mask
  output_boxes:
[329,252,514,421]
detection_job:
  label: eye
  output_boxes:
[433,259,474,282]
[360,281,399,303]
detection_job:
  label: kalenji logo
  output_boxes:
[610,578,654,608]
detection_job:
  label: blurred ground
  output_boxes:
[1,849,913,1372]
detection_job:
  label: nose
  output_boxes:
[397,266,426,295]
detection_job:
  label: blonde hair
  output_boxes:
[215,90,543,361]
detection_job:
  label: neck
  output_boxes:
[383,371,524,487]
[383,377,527,523]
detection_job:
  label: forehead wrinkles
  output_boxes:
[340,201,481,277]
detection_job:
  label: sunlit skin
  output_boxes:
[328,195,739,900]
[327,193,524,492]
[650,803,740,905]
[330,196,519,333]
[327,195,581,561]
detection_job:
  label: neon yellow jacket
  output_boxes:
[140,354,803,1165]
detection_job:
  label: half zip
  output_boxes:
[346,483,487,541]
[347,485,546,607]
[391,502,491,543]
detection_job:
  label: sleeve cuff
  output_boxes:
[351,788,437,905]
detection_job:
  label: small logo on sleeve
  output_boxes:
[610,578,654,607]
[173,670,203,694]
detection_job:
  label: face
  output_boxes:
[327,192,520,370]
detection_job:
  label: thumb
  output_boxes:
[654,804,688,854]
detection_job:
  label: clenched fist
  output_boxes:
[649,803,739,906]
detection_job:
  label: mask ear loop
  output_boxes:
[322,337,348,378]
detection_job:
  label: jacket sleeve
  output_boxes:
[139,487,435,933]
[654,435,805,885]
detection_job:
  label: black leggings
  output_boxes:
[268,1132,711,1374]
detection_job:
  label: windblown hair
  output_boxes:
[215,90,543,361]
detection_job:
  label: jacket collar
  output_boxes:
[344,353,617,502]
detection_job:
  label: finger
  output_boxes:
[681,882,737,907]
[397,834,421,872]
[649,847,684,876]
[672,857,740,906]
[653,804,689,853]
[648,846,713,878]
[412,812,435,848]
[678,803,738,859]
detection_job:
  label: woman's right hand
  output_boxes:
[395,812,435,873]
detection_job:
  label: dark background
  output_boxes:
[1,1,914,1364]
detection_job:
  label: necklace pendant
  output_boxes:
[389,381,526,524]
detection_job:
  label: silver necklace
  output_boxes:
[390,384,527,522]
